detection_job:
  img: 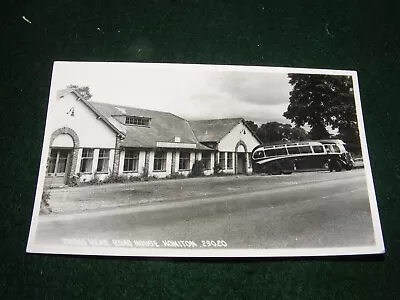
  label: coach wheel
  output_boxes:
[334,160,342,172]
[270,162,283,175]
[345,165,353,171]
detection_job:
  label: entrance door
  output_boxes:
[46,148,72,186]
[236,152,246,174]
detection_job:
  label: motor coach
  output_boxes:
[251,139,354,175]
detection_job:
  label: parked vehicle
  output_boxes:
[251,139,354,175]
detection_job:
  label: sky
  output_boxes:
[50,62,294,125]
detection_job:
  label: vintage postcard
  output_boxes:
[26,62,384,257]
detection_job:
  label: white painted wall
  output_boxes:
[52,134,74,147]
[217,122,260,174]
[218,122,260,152]
[47,93,117,148]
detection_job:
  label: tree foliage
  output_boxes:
[283,74,359,144]
[68,84,93,101]
[245,120,309,143]
[244,120,258,133]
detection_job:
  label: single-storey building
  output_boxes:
[44,88,261,186]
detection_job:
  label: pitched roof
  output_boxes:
[58,88,258,149]
[90,102,212,150]
[189,118,243,142]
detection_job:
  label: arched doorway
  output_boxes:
[46,127,80,186]
[235,141,248,175]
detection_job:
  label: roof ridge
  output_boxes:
[189,117,244,123]
[90,101,175,115]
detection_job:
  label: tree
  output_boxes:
[68,84,93,101]
[283,74,359,144]
[244,120,259,133]
[255,121,309,143]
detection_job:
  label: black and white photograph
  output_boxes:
[26,62,384,257]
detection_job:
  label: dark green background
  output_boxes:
[1,1,399,299]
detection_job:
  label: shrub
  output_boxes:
[87,173,101,185]
[40,188,52,214]
[167,172,186,180]
[129,175,142,182]
[213,162,223,175]
[67,173,81,186]
[102,173,129,184]
[190,160,205,177]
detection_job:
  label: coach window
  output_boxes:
[80,149,94,173]
[332,145,340,153]
[264,149,275,157]
[179,152,191,170]
[253,150,264,159]
[287,146,300,155]
[299,145,312,154]
[312,145,324,153]
[154,151,167,171]
[275,147,288,156]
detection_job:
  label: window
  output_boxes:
[125,116,150,126]
[154,151,167,171]
[227,152,233,169]
[80,149,94,173]
[47,149,69,174]
[275,147,288,156]
[202,152,212,170]
[124,150,139,172]
[324,144,340,153]
[287,146,300,155]
[219,152,226,169]
[97,149,110,172]
[179,152,191,170]
[299,145,312,154]
[332,145,340,153]
[264,149,276,157]
[47,150,57,174]
[253,150,264,159]
[312,145,324,153]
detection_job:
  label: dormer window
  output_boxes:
[125,116,151,127]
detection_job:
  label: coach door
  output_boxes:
[46,148,73,185]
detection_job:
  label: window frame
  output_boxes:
[80,148,94,173]
[227,152,233,169]
[123,149,140,172]
[219,152,226,169]
[125,116,150,127]
[202,152,212,170]
[153,151,167,172]
[96,149,110,173]
[178,151,191,171]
